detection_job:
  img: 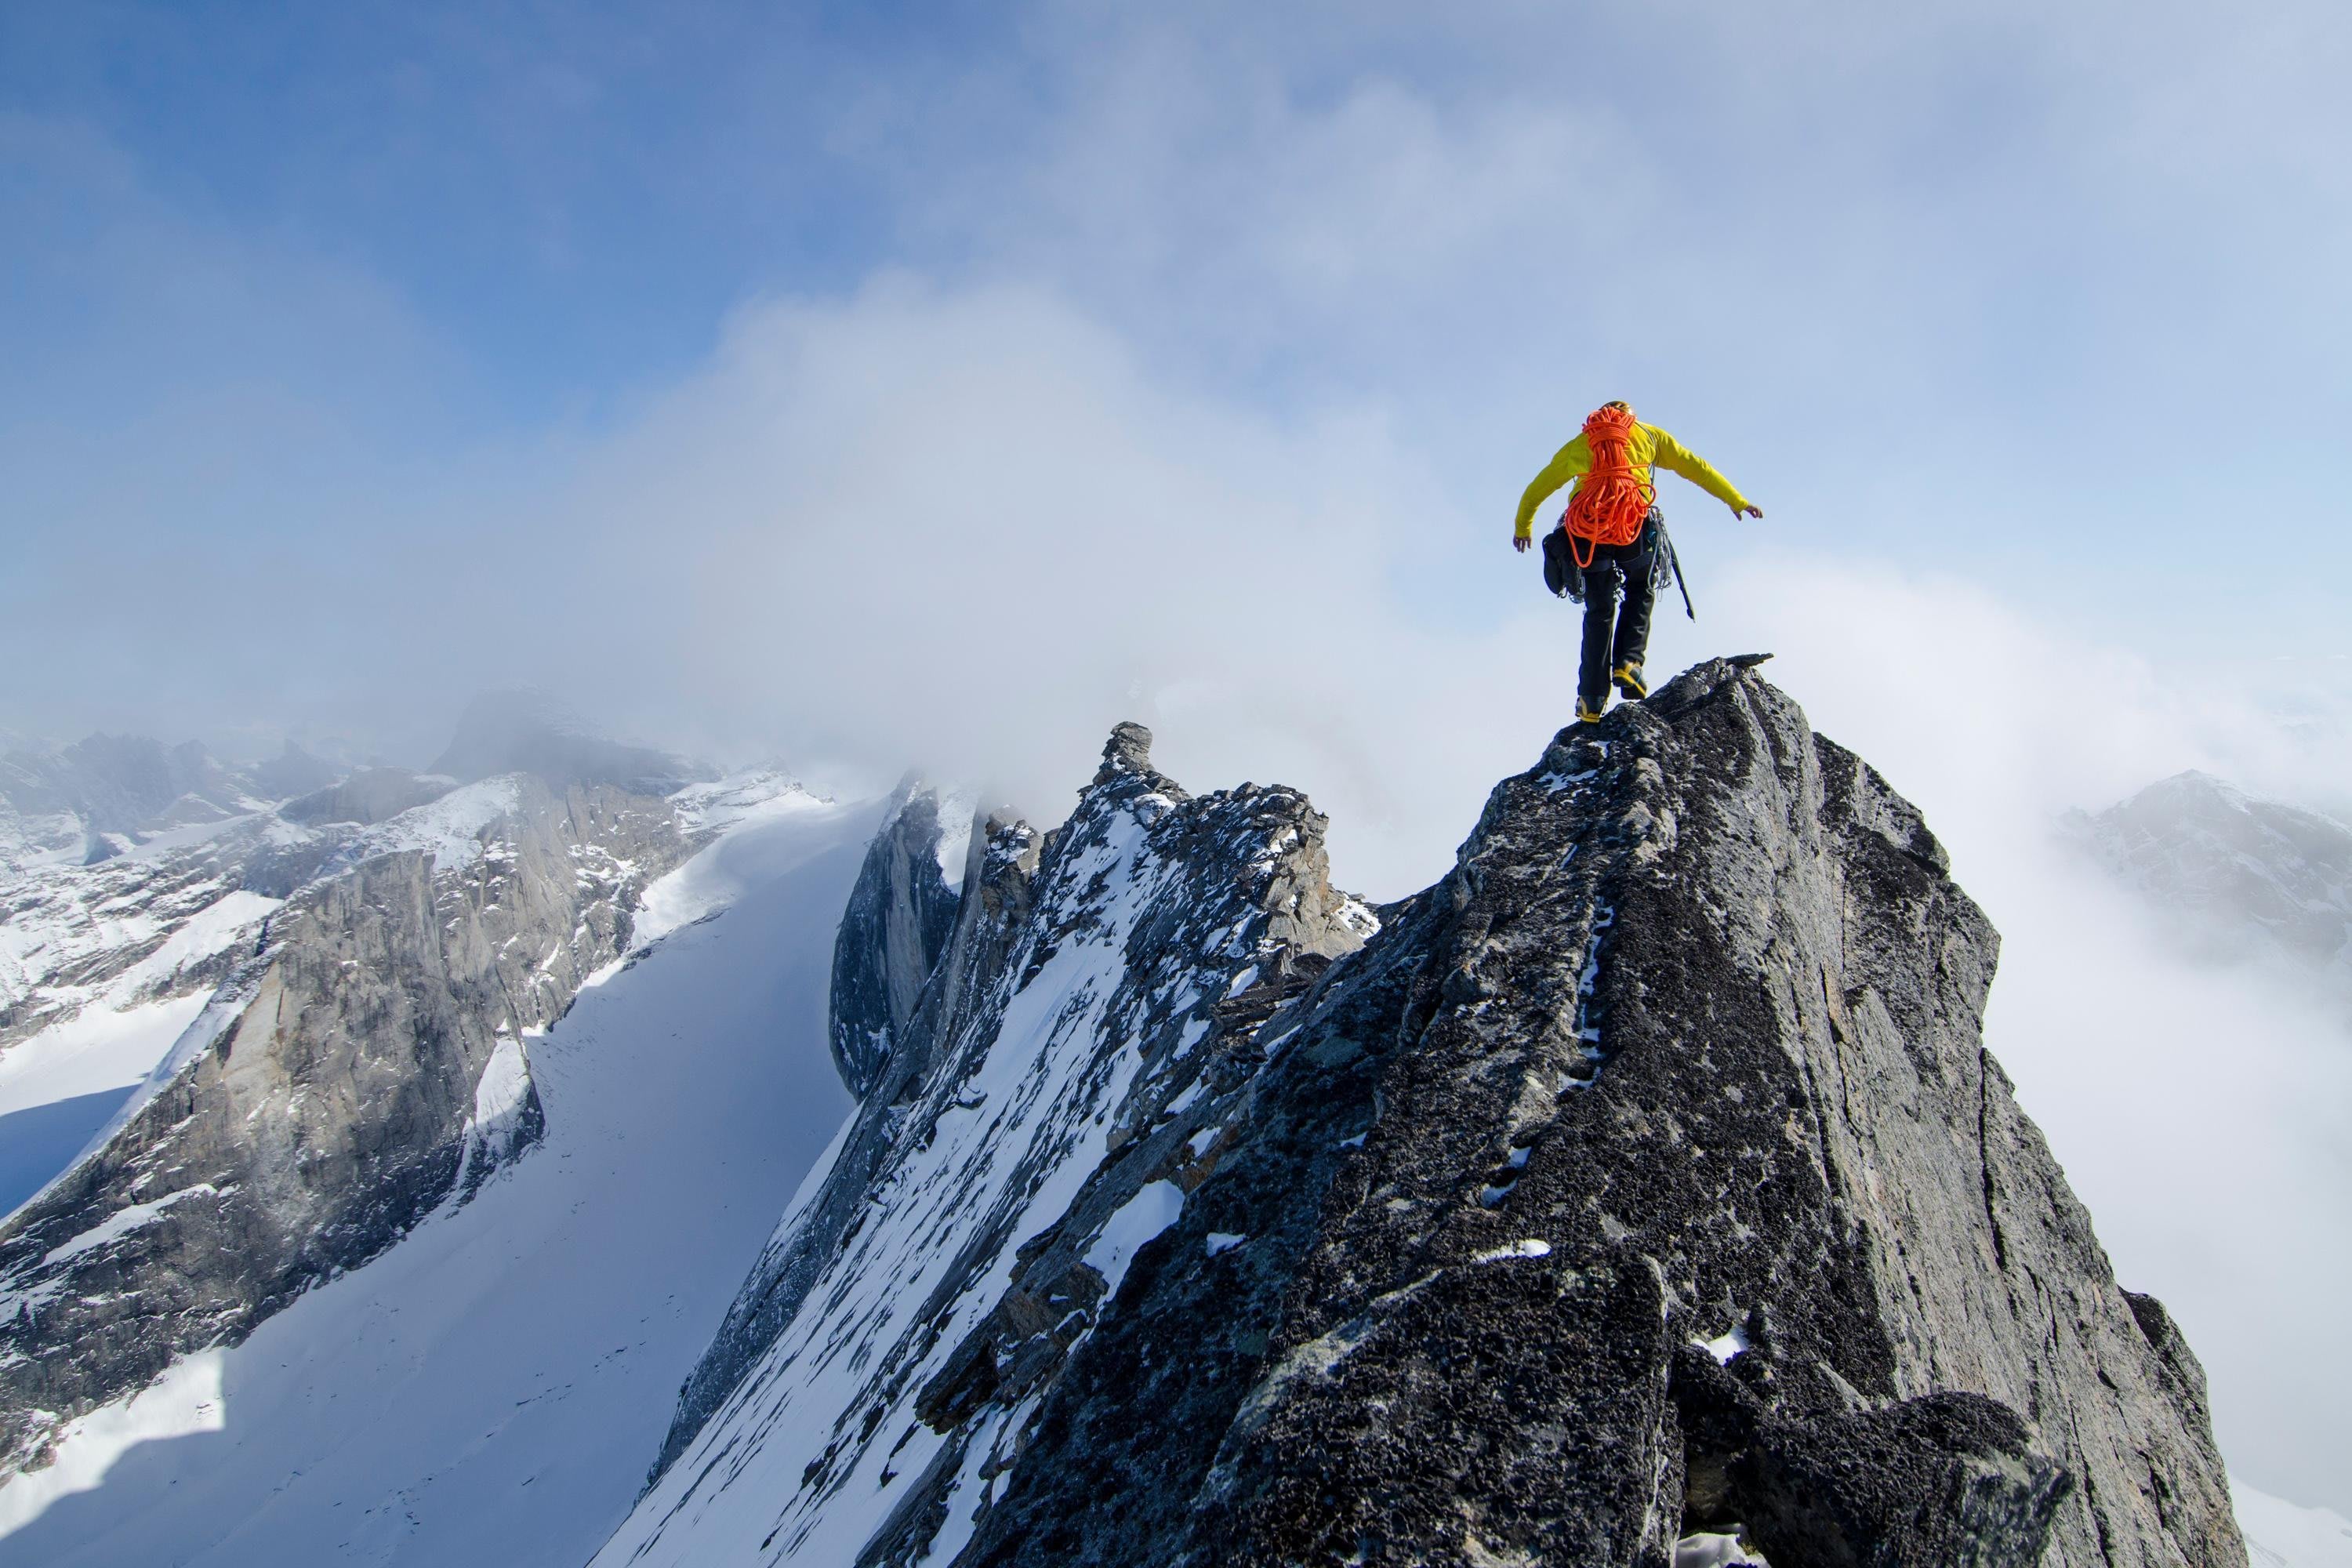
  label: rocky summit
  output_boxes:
[600,659,2244,1567]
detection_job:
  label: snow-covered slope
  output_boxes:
[0,791,873,1564]
[597,725,1371,1566]
[0,705,844,1481]
[0,771,702,1472]
[2237,1477,2352,1568]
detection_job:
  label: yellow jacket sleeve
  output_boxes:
[1646,425,1751,514]
[1513,435,1591,540]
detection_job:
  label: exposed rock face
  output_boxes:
[603,664,2243,1568]
[829,784,966,1097]
[964,663,2240,1566]
[0,776,689,1473]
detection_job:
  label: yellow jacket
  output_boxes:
[1513,423,1753,540]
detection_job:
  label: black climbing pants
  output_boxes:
[1576,511,1661,709]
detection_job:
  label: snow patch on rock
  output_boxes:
[1085,1181,1186,1298]
[0,1352,224,1538]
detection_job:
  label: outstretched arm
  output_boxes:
[1512,435,1592,549]
[1647,426,1759,517]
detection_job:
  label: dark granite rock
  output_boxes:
[829,782,966,1097]
[604,665,2243,1568]
[949,662,2241,1567]
[1672,1343,2071,1566]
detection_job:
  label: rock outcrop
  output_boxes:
[828,783,966,1097]
[612,722,1375,1560]
[0,775,690,1473]
[602,662,2244,1567]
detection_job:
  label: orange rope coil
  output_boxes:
[1562,403,1655,569]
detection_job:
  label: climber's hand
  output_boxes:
[1513,535,1531,553]
[1738,505,1764,521]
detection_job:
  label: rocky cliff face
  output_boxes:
[601,664,2243,1568]
[828,784,965,1098]
[0,775,693,1473]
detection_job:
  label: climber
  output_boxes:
[1513,401,1761,722]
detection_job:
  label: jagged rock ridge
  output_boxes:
[604,723,1374,1565]
[828,782,965,1097]
[603,663,2244,1567]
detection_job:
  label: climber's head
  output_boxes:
[1584,400,1636,437]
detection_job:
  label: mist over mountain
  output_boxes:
[428,690,716,797]
[2064,771,2352,1009]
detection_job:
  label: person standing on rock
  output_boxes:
[1513,401,1761,723]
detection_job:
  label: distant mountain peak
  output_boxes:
[429,689,713,794]
[2067,768,2352,989]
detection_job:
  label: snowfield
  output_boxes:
[2236,1477,2352,1568]
[0,996,216,1218]
[0,794,877,1566]
[595,809,1189,1567]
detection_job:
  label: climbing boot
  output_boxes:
[1612,662,1648,700]
[1576,696,1607,724]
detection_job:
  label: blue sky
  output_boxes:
[5,0,2350,803]
[7,0,2352,1510]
